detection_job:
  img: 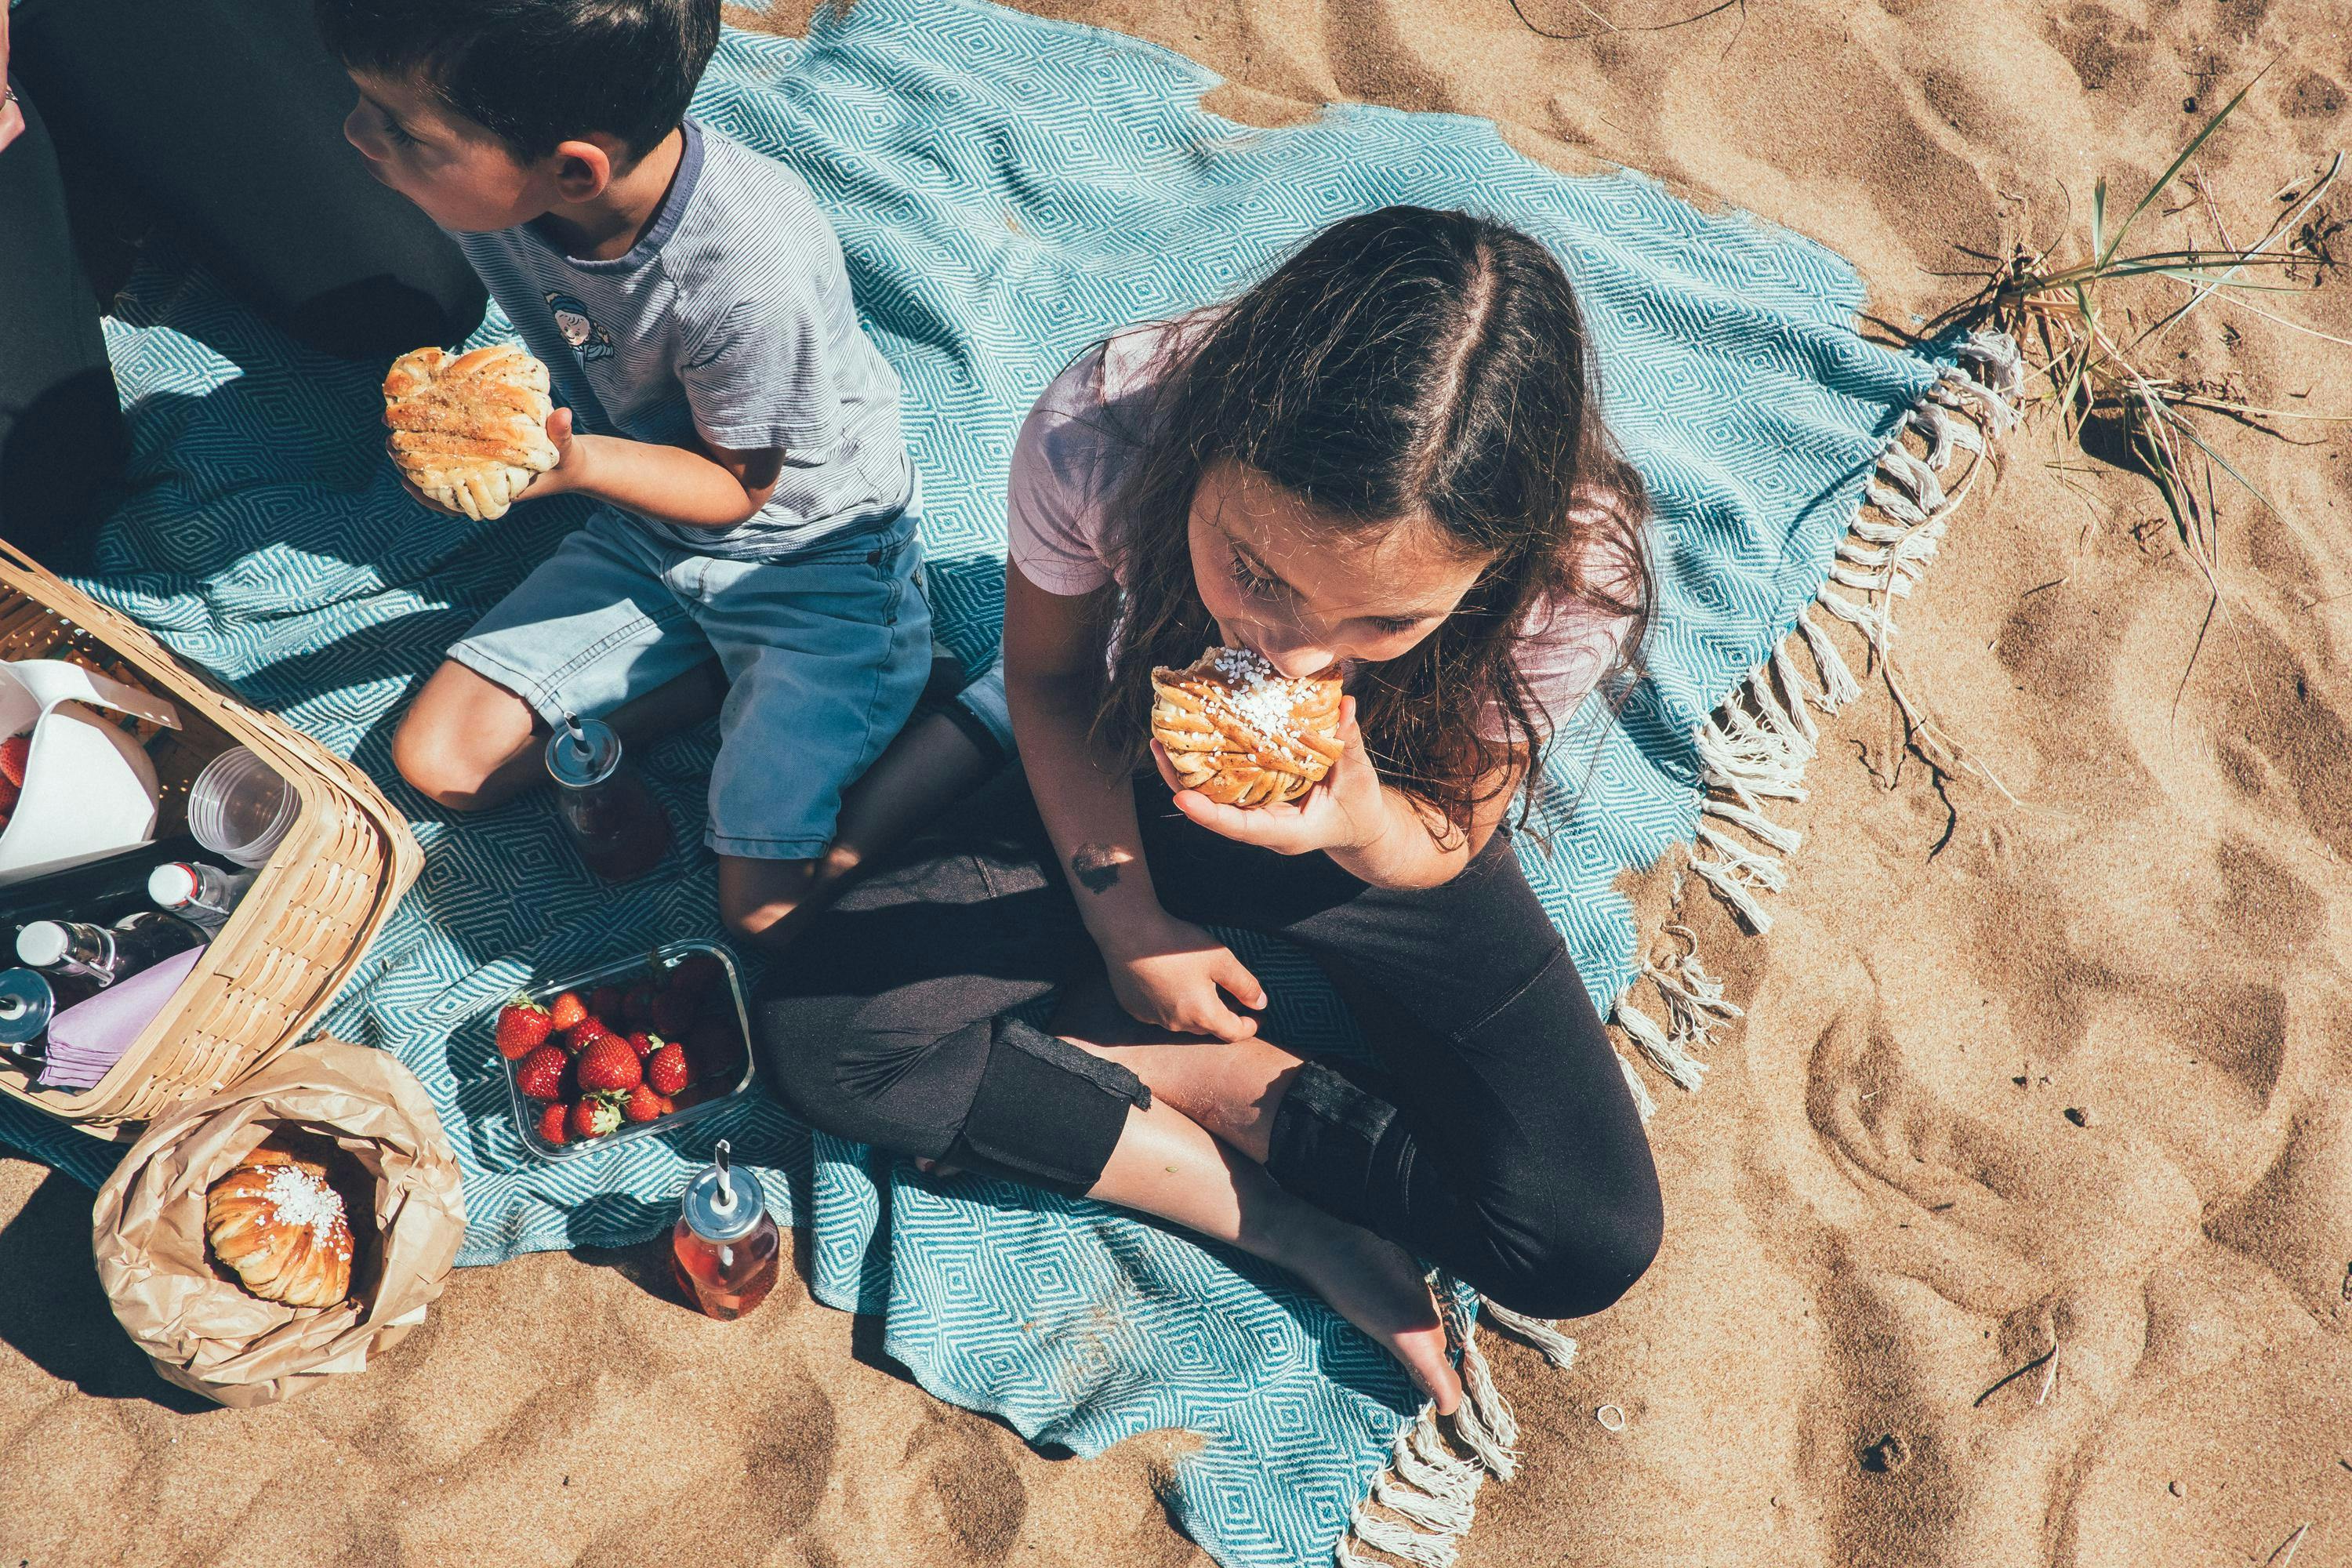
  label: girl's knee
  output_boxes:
[751,992,902,1148]
[753,1006,835,1124]
[1479,1186,1664,1320]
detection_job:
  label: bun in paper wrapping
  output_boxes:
[92,1040,466,1408]
[205,1139,356,1309]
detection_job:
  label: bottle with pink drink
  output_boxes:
[671,1140,780,1320]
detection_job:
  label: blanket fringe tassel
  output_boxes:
[1607,330,2019,1121]
[1335,1284,1579,1566]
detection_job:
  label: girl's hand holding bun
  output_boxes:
[1153,697,1389,858]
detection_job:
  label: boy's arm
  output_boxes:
[430,275,833,529]
[529,408,782,529]
[391,408,780,528]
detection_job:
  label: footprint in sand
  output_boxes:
[1802,991,2202,1567]
[2198,615,2352,863]
[1797,816,2352,1564]
[902,1410,1029,1566]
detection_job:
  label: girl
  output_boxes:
[757,206,1662,1412]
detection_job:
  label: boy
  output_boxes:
[318,0,935,944]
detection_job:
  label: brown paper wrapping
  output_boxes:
[90,1039,467,1408]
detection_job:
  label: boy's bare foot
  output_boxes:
[1284,1216,1462,1415]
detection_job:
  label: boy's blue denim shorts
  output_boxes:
[450,497,931,860]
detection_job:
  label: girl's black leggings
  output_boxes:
[757,764,1663,1319]
[0,0,485,563]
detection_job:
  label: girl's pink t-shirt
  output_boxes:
[1006,321,1641,739]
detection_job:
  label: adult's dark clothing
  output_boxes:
[757,764,1664,1320]
[0,0,485,562]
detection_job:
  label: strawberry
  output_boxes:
[645,1040,689,1097]
[648,987,697,1036]
[626,1031,662,1058]
[569,1096,620,1140]
[575,1033,642,1093]
[548,991,588,1032]
[514,1044,568,1101]
[493,999,554,1059]
[565,1016,616,1054]
[589,984,624,1020]
[666,952,724,998]
[621,1083,668,1123]
[536,1101,570,1145]
[621,981,660,1029]
[0,735,28,789]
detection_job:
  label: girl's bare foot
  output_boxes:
[1080,1093,1462,1413]
[1283,1216,1463,1414]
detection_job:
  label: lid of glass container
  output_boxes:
[545,713,622,789]
[681,1139,768,1242]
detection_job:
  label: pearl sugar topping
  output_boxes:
[1204,647,1318,744]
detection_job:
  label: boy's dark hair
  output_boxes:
[1091,205,1653,840]
[316,0,719,165]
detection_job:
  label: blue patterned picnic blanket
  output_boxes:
[0,2,1944,1562]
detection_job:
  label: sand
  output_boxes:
[7,0,2352,1563]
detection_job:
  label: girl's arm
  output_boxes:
[1154,704,1527,891]
[1005,569,1267,1040]
[1,10,24,154]
[1325,760,1526,888]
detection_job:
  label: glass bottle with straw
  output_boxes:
[544,711,671,882]
[671,1138,781,1319]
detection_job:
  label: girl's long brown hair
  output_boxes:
[1088,205,1652,838]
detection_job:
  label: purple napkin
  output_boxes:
[34,945,206,1091]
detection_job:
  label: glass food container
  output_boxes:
[499,938,758,1162]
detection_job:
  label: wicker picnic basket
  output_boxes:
[0,540,421,1131]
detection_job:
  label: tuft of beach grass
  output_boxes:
[1930,71,2345,702]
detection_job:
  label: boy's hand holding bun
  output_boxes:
[382,343,568,519]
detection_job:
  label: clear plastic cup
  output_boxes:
[186,747,298,868]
